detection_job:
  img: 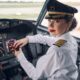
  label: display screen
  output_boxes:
[0,19,23,29]
[0,21,9,28]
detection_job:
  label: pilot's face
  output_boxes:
[48,19,68,36]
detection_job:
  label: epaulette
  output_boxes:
[53,39,67,47]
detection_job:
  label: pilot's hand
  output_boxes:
[8,40,23,56]
[14,37,29,49]
[14,48,22,57]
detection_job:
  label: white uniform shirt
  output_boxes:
[17,33,78,80]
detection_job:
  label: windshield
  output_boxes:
[0,0,44,20]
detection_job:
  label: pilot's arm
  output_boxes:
[15,46,57,80]
[14,39,78,80]
[14,34,55,48]
[27,34,55,45]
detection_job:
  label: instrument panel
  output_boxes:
[0,19,23,29]
[0,19,35,71]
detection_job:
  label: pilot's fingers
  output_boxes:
[14,38,28,49]
[15,43,23,51]
[14,41,23,48]
[19,43,25,48]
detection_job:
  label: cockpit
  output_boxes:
[0,0,80,80]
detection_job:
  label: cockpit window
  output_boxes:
[0,0,45,20]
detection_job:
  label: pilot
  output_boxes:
[13,0,78,80]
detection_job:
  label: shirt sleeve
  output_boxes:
[16,46,57,80]
[27,34,55,45]
[17,49,37,80]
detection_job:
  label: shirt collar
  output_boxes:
[53,32,71,41]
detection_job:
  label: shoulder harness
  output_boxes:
[53,39,67,47]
